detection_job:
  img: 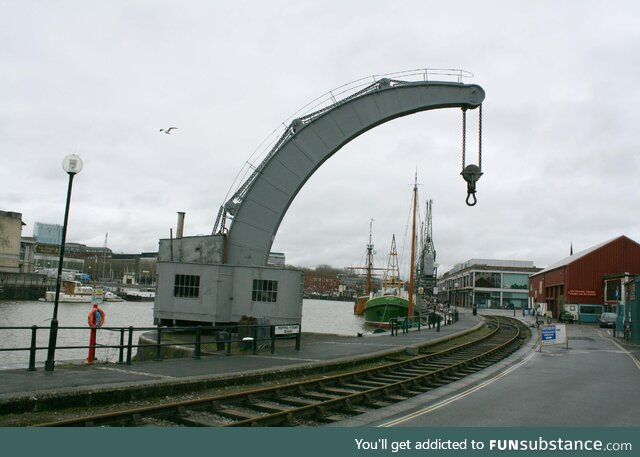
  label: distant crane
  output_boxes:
[416,199,437,301]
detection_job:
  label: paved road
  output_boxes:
[335,322,640,426]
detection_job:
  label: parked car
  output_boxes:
[597,312,617,328]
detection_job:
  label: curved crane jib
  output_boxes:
[225,80,485,266]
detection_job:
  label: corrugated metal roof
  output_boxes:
[533,236,626,276]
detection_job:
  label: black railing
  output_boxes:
[388,310,460,336]
[0,322,302,371]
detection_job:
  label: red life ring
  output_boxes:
[88,306,106,328]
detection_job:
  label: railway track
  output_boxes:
[37,316,529,427]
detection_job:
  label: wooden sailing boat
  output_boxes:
[363,175,419,327]
[353,220,376,315]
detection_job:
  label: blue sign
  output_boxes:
[541,325,556,341]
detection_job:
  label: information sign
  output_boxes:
[92,288,104,306]
[274,324,300,335]
[539,324,568,350]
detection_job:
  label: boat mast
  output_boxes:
[101,232,108,282]
[365,219,374,295]
[408,174,418,318]
[383,235,401,292]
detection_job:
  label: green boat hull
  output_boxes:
[363,295,410,327]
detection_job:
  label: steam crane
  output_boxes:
[417,199,437,303]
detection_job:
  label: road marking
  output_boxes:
[606,338,640,370]
[379,350,536,427]
[95,366,176,379]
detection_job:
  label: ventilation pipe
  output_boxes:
[176,212,185,239]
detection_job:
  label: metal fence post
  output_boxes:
[251,324,257,354]
[193,326,201,360]
[126,326,133,365]
[28,325,37,371]
[154,325,162,361]
[118,328,125,364]
[270,325,275,354]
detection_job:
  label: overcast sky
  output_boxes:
[2,0,639,277]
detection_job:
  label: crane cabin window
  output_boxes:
[252,279,278,302]
[174,274,200,298]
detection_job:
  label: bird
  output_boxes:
[160,127,178,134]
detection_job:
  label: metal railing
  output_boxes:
[389,309,460,336]
[0,322,302,371]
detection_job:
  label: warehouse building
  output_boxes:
[529,235,640,321]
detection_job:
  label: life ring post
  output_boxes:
[86,304,106,364]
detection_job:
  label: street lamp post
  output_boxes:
[44,154,83,372]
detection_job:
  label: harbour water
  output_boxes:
[0,298,366,370]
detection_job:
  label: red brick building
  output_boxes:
[303,274,341,296]
[529,235,640,318]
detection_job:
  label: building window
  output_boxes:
[174,274,200,298]
[475,291,501,308]
[502,292,528,309]
[252,279,278,302]
[475,272,501,288]
[605,279,622,301]
[502,273,529,290]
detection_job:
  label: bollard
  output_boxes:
[28,325,37,371]
[193,326,202,360]
[126,326,133,365]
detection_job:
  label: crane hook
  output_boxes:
[461,164,483,207]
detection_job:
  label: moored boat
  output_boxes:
[104,291,125,302]
[353,295,369,315]
[124,288,156,301]
[363,174,421,328]
[363,295,410,328]
[353,219,377,316]
[44,280,93,303]
[363,234,411,327]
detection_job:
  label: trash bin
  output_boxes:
[472,305,477,316]
[242,337,254,351]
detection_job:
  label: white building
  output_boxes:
[438,259,542,309]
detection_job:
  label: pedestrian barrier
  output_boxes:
[0,321,302,371]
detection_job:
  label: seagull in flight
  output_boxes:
[160,127,179,134]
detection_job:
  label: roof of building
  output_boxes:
[445,258,536,275]
[532,235,636,276]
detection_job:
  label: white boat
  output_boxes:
[44,280,94,303]
[103,291,125,302]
